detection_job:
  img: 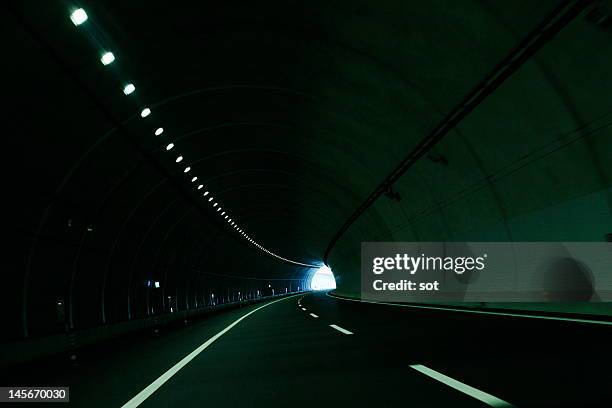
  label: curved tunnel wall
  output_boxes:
[9,0,612,342]
[328,4,612,296]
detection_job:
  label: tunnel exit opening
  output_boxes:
[310,266,337,291]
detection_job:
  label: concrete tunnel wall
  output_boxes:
[327,3,612,301]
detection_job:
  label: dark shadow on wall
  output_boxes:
[540,256,598,302]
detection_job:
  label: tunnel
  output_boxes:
[4,0,612,406]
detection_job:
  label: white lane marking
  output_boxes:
[121,295,299,408]
[329,324,353,335]
[409,364,515,407]
[301,307,306,311]
[327,292,612,326]
[309,313,318,318]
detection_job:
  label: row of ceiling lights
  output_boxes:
[69,8,315,267]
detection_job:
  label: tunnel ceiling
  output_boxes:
[10,0,612,336]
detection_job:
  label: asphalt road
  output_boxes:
[3,292,611,407]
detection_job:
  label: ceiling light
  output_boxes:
[166,143,174,150]
[213,202,217,207]
[203,191,209,196]
[191,176,197,182]
[217,207,221,212]
[208,197,213,202]
[197,185,203,190]
[184,167,191,173]
[123,83,135,95]
[176,156,183,163]
[70,8,88,26]
[221,212,225,215]
[140,108,151,118]
[101,52,115,65]
[155,127,163,136]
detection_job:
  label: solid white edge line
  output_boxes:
[327,292,612,326]
[121,294,299,408]
[309,313,318,318]
[409,364,515,408]
[329,324,353,335]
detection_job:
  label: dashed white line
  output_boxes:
[329,324,353,335]
[301,307,306,311]
[309,313,318,318]
[409,364,515,407]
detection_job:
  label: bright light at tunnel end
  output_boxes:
[310,265,336,291]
